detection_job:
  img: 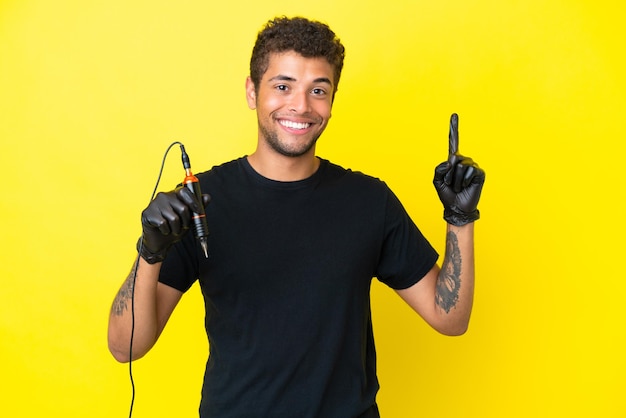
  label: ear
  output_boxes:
[245,77,257,110]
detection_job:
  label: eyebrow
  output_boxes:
[268,74,333,86]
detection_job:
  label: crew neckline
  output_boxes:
[241,156,326,190]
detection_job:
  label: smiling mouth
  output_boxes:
[279,119,312,130]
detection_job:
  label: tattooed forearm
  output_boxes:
[111,264,137,316]
[436,231,462,313]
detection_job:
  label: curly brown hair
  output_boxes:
[249,16,346,96]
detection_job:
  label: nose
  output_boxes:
[288,90,310,113]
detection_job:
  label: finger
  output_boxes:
[462,165,476,189]
[145,193,176,234]
[162,191,192,233]
[160,207,182,235]
[144,211,172,236]
[452,164,468,193]
[448,159,477,193]
[177,187,201,213]
[448,113,459,159]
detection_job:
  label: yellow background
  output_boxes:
[1,0,624,416]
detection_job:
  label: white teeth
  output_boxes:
[280,120,311,130]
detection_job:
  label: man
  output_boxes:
[108,16,485,418]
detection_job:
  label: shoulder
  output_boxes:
[319,158,390,193]
[196,157,246,185]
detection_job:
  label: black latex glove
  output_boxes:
[137,187,211,264]
[433,113,485,226]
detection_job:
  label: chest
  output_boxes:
[199,182,386,301]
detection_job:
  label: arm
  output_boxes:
[396,222,475,336]
[397,113,484,335]
[107,187,208,362]
[107,258,182,362]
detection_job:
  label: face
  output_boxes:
[246,51,335,158]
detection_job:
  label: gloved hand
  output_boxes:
[137,187,211,264]
[433,113,485,226]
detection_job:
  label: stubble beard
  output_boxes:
[259,123,321,158]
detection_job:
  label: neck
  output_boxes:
[247,149,320,182]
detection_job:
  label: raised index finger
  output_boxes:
[448,113,459,158]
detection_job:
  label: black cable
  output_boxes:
[128,141,183,418]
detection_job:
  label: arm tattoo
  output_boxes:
[436,231,462,313]
[112,263,137,316]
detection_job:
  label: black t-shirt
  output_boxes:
[159,157,438,418]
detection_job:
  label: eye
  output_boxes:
[311,88,327,96]
[275,84,289,92]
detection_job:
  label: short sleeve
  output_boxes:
[375,188,439,290]
[158,232,199,293]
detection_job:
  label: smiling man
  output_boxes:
[108,16,485,418]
